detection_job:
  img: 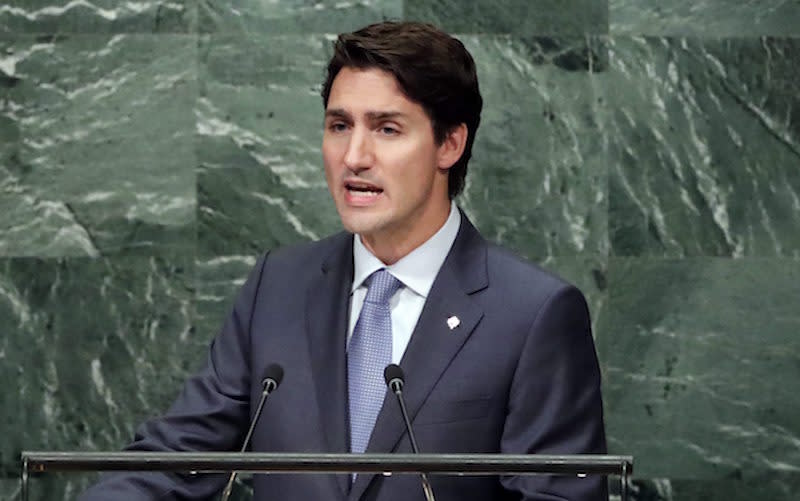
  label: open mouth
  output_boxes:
[345,181,383,195]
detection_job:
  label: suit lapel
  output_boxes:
[306,233,354,499]
[348,213,489,501]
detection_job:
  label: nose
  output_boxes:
[343,127,374,172]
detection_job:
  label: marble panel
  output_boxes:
[598,258,800,480]
[0,0,196,34]
[194,255,258,343]
[0,34,197,257]
[660,473,800,501]
[539,256,609,338]
[199,0,402,34]
[405,0,609,35]
[0,255,198,501]
[196,34,340,258]
[459,36,608,260]
[610,0,800,36]
[604,37,800,257]
[608,474,800,501]
[0,480,19,501]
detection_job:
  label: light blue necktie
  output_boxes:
[348,269,402,454]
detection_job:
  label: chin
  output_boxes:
[338,212,389,237]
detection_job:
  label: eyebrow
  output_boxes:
[324,108,408,121]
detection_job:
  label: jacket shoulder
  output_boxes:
[264,231,351,268]
[484,243,577,294]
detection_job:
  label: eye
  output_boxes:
[328,121,349,133]
[379,125,399,136]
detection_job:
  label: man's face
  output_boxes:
[322,67,453,262]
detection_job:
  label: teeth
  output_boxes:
[347,185,381,193]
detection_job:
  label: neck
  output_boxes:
[360,202,452,265]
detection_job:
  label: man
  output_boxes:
[80,21,607,500]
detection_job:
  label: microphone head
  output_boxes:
[384,363,404,388]
[262,363,284,390]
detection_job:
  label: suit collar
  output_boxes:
[348,210,489,500]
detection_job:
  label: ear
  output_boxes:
[436,123,468,170]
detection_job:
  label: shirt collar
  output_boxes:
[352,201,461,298]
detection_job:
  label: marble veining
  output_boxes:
[0,0,194,33]
[599,258,800,483]
[1,34,197,256]
[611,0,800,36]
[198,0,402,33]
[406,0,608,35]
[605,37,800,257]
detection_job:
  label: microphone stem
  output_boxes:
[220,383,273,501]
[392,387,436,501]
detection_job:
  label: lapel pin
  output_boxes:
[447,315,460,330]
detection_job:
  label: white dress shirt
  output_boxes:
[347,202,461,363]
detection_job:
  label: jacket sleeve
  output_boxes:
[78,252,270,501]
[500,284,609,501]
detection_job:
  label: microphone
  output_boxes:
[220,363,284,501]
[383,364,436,501]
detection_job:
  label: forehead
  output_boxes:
[326,67,421,114]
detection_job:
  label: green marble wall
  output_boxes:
[1,1,798,500]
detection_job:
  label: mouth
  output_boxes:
[345,180,383,195]
[343,179,384,205]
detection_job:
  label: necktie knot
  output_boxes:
[364,269,402,305]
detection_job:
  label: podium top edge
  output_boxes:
[21,451,632,462]
[21,451,633,476]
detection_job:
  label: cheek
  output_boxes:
[386,139,433,170]
[321,160,337,191]
[403,148,439,182]
[321,146,339,176]
[321,135,342,160]
[323,167,338,193]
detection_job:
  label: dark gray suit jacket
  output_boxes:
[80,211,608,500]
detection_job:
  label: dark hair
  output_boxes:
[321,21,483,199]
